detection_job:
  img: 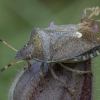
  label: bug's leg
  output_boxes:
[39,63,45,92]
[0,38,17,52]
[0,60,23,72]
[49,63,73,97]
[94,19,100,22]
[24,60,32,70]
[81,8,87,22]
[81,7,93,22]
[59,63,92,74]
[81,6,100,22]
[88,6,100,19]
[26,60,31,69]
[39,62,44,77]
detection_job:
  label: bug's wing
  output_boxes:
[42,25,100,62]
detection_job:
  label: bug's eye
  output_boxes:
[24,45,27,47]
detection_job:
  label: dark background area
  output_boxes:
[0,0,100,100]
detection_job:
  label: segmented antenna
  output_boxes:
[0,60,23,72]
[0,38,17,52]
[0,38,23,72]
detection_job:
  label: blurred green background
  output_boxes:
[0,0,100,100]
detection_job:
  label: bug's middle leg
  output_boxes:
[49,63,74,97]
[59,63,92,74]
[24,60,32,70]
[39,62,44,77]
[81,6,100,22]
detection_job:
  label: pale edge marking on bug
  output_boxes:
[72,32,82,38]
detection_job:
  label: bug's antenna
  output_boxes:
[0,60,23,72]
[0,38,17,52]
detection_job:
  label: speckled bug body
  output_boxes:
[14,7,100,95]
[15,23,100,63]
[1,6,100,97]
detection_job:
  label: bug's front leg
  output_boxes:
[49,63,74,98]
[26,60,32,68]
[81,7,92,22]
[39,62,44,77]
[88,6,100,19]
[24,60,32,70]
[59,63,92,74]
[81,8,87,22]
[81,6,100,22]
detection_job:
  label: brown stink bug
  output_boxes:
[1,6,100,95]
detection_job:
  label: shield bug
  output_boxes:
[1,6,100,95]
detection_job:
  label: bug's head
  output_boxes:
[15,29,41,61]
[15,28,45,61]
[15,44,33,60]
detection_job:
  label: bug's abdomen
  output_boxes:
[47,25,100,62]
[71,46,100,62]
